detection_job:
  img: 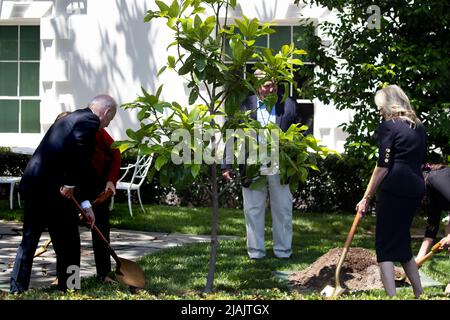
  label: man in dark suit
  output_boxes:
[222,70,305,260]
[10,94,117,293]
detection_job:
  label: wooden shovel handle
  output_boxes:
[343,210,363,250]
[69,195,121,267]
[416,241,445,267]
[92,189,114,207]
[335,210,363,289]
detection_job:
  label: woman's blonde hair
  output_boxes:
[374,85,421,127]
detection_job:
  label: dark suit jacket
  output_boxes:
[20,108,100,201]
[222,94,304,186]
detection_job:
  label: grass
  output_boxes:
[1,199,449,300]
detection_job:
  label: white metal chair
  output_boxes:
[0,176,21,210]
[111,155,152,217]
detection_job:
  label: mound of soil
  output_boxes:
[289,247,405,293]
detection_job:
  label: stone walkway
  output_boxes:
[0,220,237,292]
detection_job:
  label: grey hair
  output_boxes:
[374,85,421,127]
[254,69,267,80]
[88,94,117,111]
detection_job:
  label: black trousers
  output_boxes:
[91,199,111,278]
[10,191,80,292]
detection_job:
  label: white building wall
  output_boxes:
[0,0,352,153]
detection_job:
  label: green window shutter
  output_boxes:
[0,100,19,132]
[20,26,40,61]
[270,26,291,53]
[0,26,18,60]
[20,62,39,96]
[0,62,18,96]
[21,100,40,133]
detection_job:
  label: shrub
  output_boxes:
[294,154,370,213]
[0,150,31,176]
[123,152,371,213]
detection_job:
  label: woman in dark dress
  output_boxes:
[417,165,450,259]
[419,165,450,294]
[356,85,426,298]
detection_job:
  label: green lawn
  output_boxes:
[1,199,449,300]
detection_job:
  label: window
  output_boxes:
[0,25,40,133]
[225,24,315,134]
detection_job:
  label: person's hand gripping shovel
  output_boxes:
[69,195,146,290]
[395,241,446,282]
[34,189,114,258]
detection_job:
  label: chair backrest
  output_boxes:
[130,155,152,187]
[117,155,152,189]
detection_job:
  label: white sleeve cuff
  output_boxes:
[63,185,75,189]
[81,200,92,209]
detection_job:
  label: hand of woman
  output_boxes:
[105,181,116,195]
[355,198,370,218]
[440,234,450,251]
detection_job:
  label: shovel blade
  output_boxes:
[320,285,335,297]
[332,285,346,297]
[320,285,346,298]
[115,257,146,289]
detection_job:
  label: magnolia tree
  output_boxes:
[115,0,332,292]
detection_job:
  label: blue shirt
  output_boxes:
[256,100,276,126]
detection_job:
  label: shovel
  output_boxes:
[70,195,146,289]
[321,209,363,298]
[34,189,115,258]
[416,241,446,266]
[395,241,446,282]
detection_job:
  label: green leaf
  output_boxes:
[137,108,148,121]
[249,176,267,190]
[180,0,192,15]
[168,0,180,17]
[147,166,156,182]
[194,15,202,31]
[155,0,170,12]
[168,55,176,68]
[155,84,164,100]
[144,10,157,22]
[112,141,136,154]
[178,56,195,75]
[299,167,308,182]
[154,102,171,113]
[234,17,248,38]
[263,93,278,111]
[155,154,169,171]
[167,17,177,29]
[138,144,153,155]
[126,129,138,140]
[247,19,259,39]
[157,65,167,76]
[191,164,201,178]
[195,56,207,72]
[281,44,290,55]
[189,88,199,105]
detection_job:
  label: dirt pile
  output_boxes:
[289,247,405,293]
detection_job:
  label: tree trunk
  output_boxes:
[204,164,219,293]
